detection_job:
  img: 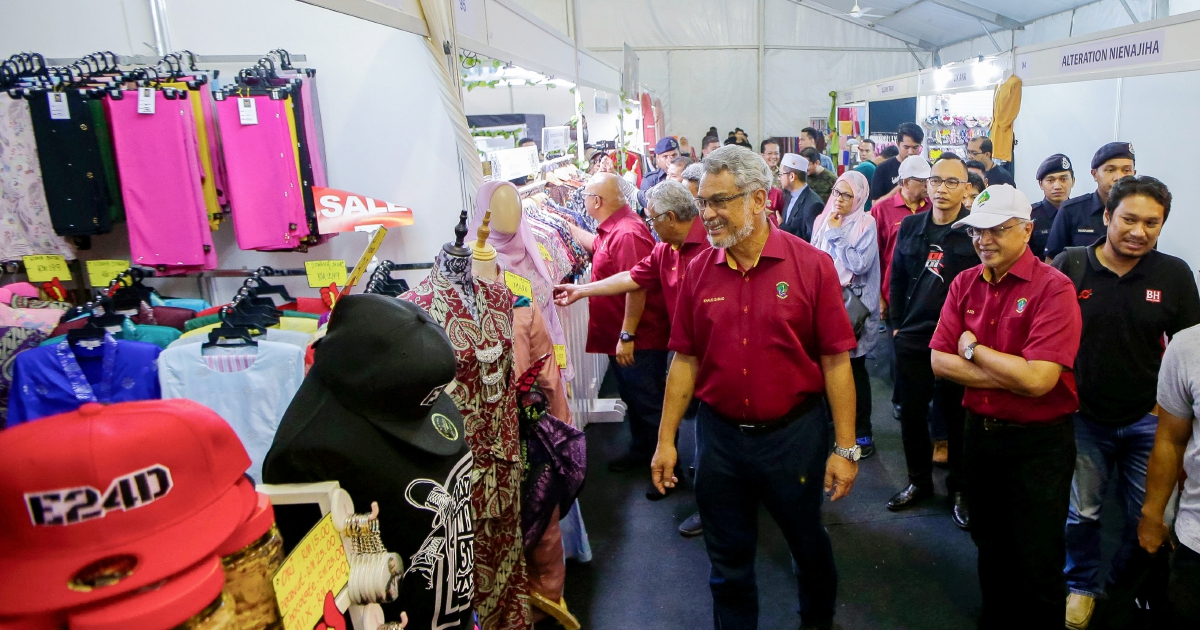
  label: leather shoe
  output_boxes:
[886,483,933,511]
[679,512,702,537]
[607,453,650,473]
[952,491,971,530]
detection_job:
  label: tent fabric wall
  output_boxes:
[763,49,919,134]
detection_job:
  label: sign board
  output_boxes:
[86,260,131,288]
[486,146,540,182]
[1059,30,1165,74]
[594,94,609,114]
[22,255,71,282]
[313,186,414,234]
[541,126,570,155]
[876,81,901,97]
[272,513,350,630]
[304,260,347,288]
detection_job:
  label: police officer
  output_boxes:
[1044,142,1135,259]
[639,137,681,208]
[1031,154,1076,259]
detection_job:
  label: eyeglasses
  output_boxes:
[642,211,674,229]
[966,221,1026,239]
[695,191,749,210]
[829,189,854,201]
[581,192,600,202]
[966,149,984,158]
[928,177,963,190]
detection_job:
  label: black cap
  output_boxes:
[296,294,465,456]
[1037,154,1074,181]
[1091,142,1135,169]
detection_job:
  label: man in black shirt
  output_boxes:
[1031,154,1076,260]
[966,137,1015,187]
[1045,142,1135,259]
[871,122,924,201]
[886,154,979,529]
[1050,176,1200,629]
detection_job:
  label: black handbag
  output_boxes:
[843,285,870,340]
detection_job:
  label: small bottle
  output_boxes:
[216,493,284,630]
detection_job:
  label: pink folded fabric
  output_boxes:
[5,282,39,298]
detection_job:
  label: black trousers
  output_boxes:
[894,346,965,492]
[1172,543,1200,623]
[849,356,873,439]
[965,413,1075,630]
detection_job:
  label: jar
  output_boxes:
[217,494,283,630]
[68,556,234,630]
[176,590,238,630]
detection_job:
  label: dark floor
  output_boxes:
[557,342,1124,630]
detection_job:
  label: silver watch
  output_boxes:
[964,341,980,362]
[833,444,861,462]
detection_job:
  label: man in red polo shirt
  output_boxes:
[876,155,932,312]
[650,145,861,629]
[931,184,1083,630]
[579,173,672,474]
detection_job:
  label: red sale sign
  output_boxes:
[313,186,415,234]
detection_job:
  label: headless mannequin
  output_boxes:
[437,210,479,319]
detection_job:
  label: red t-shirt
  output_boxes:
[628,219,712,321]
[587,206,670,354]
[930,248,1082,423]
[874,193,930,302]
[670,227,858,422]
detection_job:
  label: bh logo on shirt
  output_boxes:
[1147,289,1162,303]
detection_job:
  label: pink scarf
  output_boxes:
[810,170,872,285]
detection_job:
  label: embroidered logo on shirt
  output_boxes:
[925,246,946,281]
[1146,289,1162,303]
[1078,289,1092,300]
[776,282,789,299]
[431,413,460,441]
[703,297,725,303]
[25,465,173,527]
[1016,298,1029,313]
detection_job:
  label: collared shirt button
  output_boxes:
[744,277,750,282]
[743,307,748,313]
[742,338,747,345]
[743,368,747,375]
[744,399,750,405]
[991,319,995,324]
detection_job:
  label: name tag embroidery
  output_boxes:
[1077,228,1095,233]
[703,297,725,304]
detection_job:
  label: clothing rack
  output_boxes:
[41,53,308,67]
[539,155,574,172]
[519,181,548,199]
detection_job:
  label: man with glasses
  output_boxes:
[871,122,924,201]
[1032,154,1076,260]
[966,137,1015,187]
[579,173,672,477]
[778,153,825,241]
[875,155,932,321]
[931,184,1083,628]
[886,154,976,529]
[761,138,782,187]
[650,145,861,629]
[1045,142,1136,259]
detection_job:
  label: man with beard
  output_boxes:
[1051,176,1200,629]
[1045,142,1136,259]
[650,145,860,629]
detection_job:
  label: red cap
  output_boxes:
[216,492,275,557]
[66,557,226,630]
[0,613,66,630]
[0,400,254,615]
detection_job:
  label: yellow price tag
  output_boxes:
[304,260,347,288]
[272,513,350,630]
[553,344,567,369]
[85,260,130,288]
[22,255,72,283]
[537,243,554,262]
[504,271,533,299]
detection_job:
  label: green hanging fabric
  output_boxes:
[827,91,839,170]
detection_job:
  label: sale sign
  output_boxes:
[313,186,414,234]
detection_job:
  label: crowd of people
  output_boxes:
[553,126,1200,629]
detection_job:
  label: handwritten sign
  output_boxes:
[86,260,131,288]
[272,513,350,630]
[537,243,554,262]
[304,260,347,288]
[553,344,567,369]
[504,271,532,299]
[22,255,72,282]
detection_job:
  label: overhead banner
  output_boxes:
[313,186,414,234]
[1059,30,1165,74]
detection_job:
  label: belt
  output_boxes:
[971,413,1069,430]
[718,395,823,436]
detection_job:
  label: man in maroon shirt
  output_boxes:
[579,173,672,474]
[650,145,861,629]
[875,155,932,316]
[931,183,1083,629]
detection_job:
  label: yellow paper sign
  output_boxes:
[272,513,350,630]
[86,260,131,288]
[553,344,567,369]
[304,260,347,288]
[504,271,532,299]
[537,243,553,262]
[22,255,72,282]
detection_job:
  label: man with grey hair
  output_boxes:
[650,145,861,629]
[681,162,704,197]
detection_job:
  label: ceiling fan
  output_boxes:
[847,0,883,19]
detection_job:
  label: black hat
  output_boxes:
[1036,154,1074,181]
[294,294,465,456]
[1091,142,1135,169]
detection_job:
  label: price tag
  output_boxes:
[272,513,350,630]
[537,243,553,262]
[47,92,70,120]
[238,97,258,125]
[136,87,155,114]
[22,255,72,282]
[304,260,347,288]
[504,271,532,299]
[86,260,131,288]
[553,344,567,369]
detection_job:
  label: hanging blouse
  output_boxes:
[0,94,75,262]
[25,91,113,237]
[0,326,46,426]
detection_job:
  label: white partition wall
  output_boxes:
[1012,78,1121,199]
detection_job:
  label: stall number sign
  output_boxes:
[22,255,71,282]
[86,260,131,288]
[304,260,347,288]
[504,271,532,299]
[272,513,350,630]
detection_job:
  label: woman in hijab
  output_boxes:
[810,169,881,457]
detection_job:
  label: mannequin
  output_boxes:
[472,209,500,282]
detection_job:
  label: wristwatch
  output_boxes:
[964,341,980,362]
[833,443,862,462]
[619,332,637,343]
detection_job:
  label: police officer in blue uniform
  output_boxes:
[638,137,680,208]
[1044,142,1135,259]
[1030,154,1076,259]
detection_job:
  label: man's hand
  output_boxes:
[615,339,635,367]
[553,283,586,307]
[651,443,679,494]
[1138,514,1171,554]
[958,330,978,359]
[824,453,858,501]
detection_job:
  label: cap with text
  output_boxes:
[780,153,809,173]
[1091,141,1135,169]
[954,184,1033,230]
[898,155,932,180]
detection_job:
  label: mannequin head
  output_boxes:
[487,182,523,234]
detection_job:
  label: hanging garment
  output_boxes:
[0,326,47,425]
[6,334,161,426]
[282,69,327,187]
[402,265,531,630]
[0,94,75,262]
[86,98,124,224]
[164,82,221,230]
[167,327,311,350]
[511,300,570,424]
[26,91,113,237]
